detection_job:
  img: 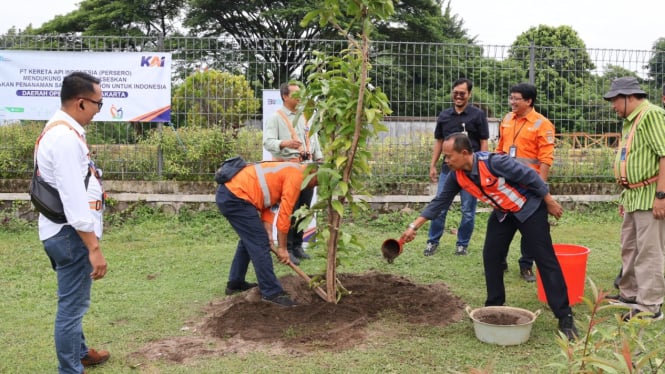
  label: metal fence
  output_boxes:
[1,35,664,183]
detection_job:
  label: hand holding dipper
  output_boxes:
[381,220,423,263]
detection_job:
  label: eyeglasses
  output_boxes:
[508,96,524,102]
[452,91,468,97]
[78,97,104,110]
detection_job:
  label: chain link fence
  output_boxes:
[1,35,663,184]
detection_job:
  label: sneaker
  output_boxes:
[520,267,536,282]
[292,245,311,260]
[81,348,110,367]
[605,294,637,305]
[225,281,258,295]
[288,250,300,265]
[558,314,579,341]
[454,246,468,256]
[262,292,298,307]
[622,308,663,322]
[423,243,438,256]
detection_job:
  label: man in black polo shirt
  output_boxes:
[424,78,489,257]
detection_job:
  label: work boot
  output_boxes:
[558,314,578,341]
[519,267,536,282]
[225,281,258,295]
[288,250,300,265]
[605,294,636,305]
[81,348,110,367]
[622,307,664,322]
[423,242,438,256]
[262,292,298,307]
[292,245,311,260]
[454,245,468,256]
[613,266,622,289]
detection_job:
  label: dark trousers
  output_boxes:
[483,201,571,319]
[287,186,314,250]
[216,184,283,299]
[518,237,535,269]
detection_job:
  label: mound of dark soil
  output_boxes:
[134,272,466,363]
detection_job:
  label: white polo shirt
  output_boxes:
[36,110,104,240]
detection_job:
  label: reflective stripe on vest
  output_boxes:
[253,162,300,207]
[532,118,543,129]
[456,154,527,212]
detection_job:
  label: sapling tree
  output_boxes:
[297,0,394,302]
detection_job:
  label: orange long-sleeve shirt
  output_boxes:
[225,162,305,233]
[496,109,555,172]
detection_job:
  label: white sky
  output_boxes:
[1,0,663,51]
[451,0,663,51]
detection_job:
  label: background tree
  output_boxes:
[184,0,479,115]
[28,0,184,50]
[172,70,260,132]
[184,0,327,89]
[647,37,665,90]
[508,25,596,133]
[37,0,183,37]
[371,0,480,117]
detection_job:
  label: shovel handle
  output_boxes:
[270,247,328,301]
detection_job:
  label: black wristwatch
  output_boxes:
[656,191,665,200]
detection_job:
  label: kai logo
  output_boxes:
[140,56,165,67]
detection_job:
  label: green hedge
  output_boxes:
[0,121,616,183]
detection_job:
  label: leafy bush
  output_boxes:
[0,121,43,178]
[549,279,665,373]
[0,119,618,184]
[172,70,261,131]
[135,125,263,180]
[551,145,616,182]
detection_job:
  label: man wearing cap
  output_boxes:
[604,76,665,321]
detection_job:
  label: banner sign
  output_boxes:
[0,51,172,122]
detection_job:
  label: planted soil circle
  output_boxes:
[133,272,466,363]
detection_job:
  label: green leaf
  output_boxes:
[331,200,344,217]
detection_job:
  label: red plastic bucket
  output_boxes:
[536,244,590,305]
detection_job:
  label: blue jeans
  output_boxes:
[43,225,92,374]
[428,170,477,247]
[216,184,284,299]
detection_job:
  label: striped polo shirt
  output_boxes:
[615,100,665,212]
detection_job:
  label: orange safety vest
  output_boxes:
[455,155,527,213]
[225,162,305,233]
[497,111,555,171]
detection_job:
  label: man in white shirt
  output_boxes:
[36,72,110,373]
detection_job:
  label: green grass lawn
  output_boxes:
[1,203,663,373]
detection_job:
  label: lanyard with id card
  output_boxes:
[509,120,526,158]
[509,145,517,158]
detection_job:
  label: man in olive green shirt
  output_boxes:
[604,77,665,321]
